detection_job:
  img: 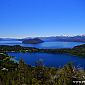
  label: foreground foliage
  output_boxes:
[0,53,85,85]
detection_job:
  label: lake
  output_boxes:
[0,40,85,68]
[0,40,85,49]
[8,52,85,69]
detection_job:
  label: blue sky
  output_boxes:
[0,0,85,38]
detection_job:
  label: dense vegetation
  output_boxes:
[67,44,85,57]
[0,53,85,85]
[0,45,39,53]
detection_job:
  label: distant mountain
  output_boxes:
[37,35,85,42]
[0,38,19,41]
[55,35,85,42]
[36,37,57,42]
[22,38,44,44]
[0,38,3,41]
[0,35,85,43]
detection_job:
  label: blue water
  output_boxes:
[8,52,85,69]
[0,41,85,49]
[1,40,85,68]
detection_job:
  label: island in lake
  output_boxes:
[22,38,44,44]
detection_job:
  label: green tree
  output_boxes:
[17,59,32,85]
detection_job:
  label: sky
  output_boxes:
[0,0,85,38]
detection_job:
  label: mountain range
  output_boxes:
[0,35,85,42]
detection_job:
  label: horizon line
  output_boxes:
[0,34,85,39]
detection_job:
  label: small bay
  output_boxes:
[8,52,85,69]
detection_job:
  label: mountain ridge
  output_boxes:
[0,35,85,42]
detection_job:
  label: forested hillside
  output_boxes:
[0,53,85,85]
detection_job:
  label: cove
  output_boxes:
[8,52,85,69]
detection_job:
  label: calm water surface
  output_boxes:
[0,41,85,49]
[1,40,85,68]
[8,52,85,69]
